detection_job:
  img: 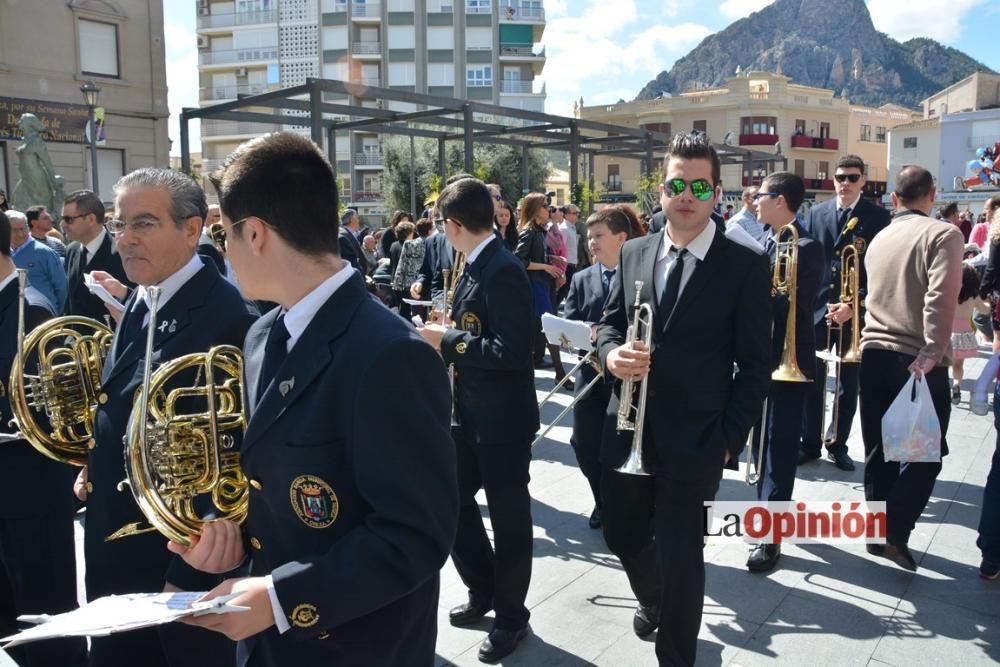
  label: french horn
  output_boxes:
[109,285,249,545]
[7,269,113,466]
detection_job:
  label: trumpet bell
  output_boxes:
[615,442,652,476]
[124,345,249,546]
[771,362,810,383]
[9,316,113,466]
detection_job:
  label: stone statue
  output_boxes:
[11,113,65,214]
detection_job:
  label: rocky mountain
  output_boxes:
[635,0,994,108]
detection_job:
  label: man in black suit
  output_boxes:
[77,168,256,667]
[61,190,130,323]
[0,217,85,667]
[174,132,457,667]
[419,177,538,663]
[337,209,368,274]
[801,155,891,471]
[564,207,633,530]
[410,224,453,304]
[746,172,823,573]
[597,132,772,666]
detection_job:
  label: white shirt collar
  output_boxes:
[465,235,496,265]
[657,219,716,262]
[0,270,16,292]
[599,263,616,274]
[837,194,861,216]
[12,238,33,255]
[282,260,353,351]
[133,253,204,313]
[84,229,108,262]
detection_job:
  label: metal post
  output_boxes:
[463,104,474,174]
[409,133,417,215]
[521,145,530,195]
[88,105,100,197]
[569,121,579,202]
[328,124,338,204]
[438,137,447,185]
[309,79,324,146]
[180,110,191,175]
[588,152,596,214]
[645,134,654,179]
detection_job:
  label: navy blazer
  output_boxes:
[803,196,890,325]
[0,279,74,518]
[65,232,131,323]
[415,232,454,300]
[85,258,257,600]
[596,227,772,477]
[766,221,823,380]
[338,227,368,275]
[441,237,539,445]
[237,269,457,667]
[564,262,612,398]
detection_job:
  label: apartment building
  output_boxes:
[580,71,914,205]
[196,0,546,221]
[0,0,169,204]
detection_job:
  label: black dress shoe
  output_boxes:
[588,507,602,530]
[866,544,886,557]
[885,542,917,571]
[557,377,575,392]
[828,450,856,472]
[747,543,781,572]
[449,599,492,627]
[478,627,528,663]
[632,603,659,638]
[798,450,821,465]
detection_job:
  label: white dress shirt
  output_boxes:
[131,254,204,325]
[84,229,110,265]
[654,220,716,301]
[464,234,496,266]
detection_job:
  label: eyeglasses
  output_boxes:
[209,217,251,247]
[834,173,862,184]
[104,217,164,237]
[492,194,503,201]
[61,214,85,225]
[752,192,781,201]
[663,178,715,201]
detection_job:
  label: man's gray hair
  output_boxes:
[340,209,357,225]
[114,168,208,227]
[4,210,26,224]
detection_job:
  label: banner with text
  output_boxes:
[0,96,91,144]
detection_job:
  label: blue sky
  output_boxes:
[164,0,1000,154]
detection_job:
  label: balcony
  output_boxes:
[197,9,277,30]
[500,80,536,94]
[605,180,623,192]
[200,83,277,101]
[804,178,835,191]
[199,47,278,66]
[739,133,779,147]
[352,2,381,19]
[352,190,383,202]
[791,135,839,151]
[499,44,545,58]
[500,1,545,21]
[355,152,383,167]
[352,41,381,56]
[202,120,284,138]
[466,3,492,14]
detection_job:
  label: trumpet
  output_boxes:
[440,252,466,427]
[615,281,654,476]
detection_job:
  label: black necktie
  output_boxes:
[82,245,90,266]
[116,298,149,359]
[764,235,776,257]
[257,314,290,399]
[602,269,615,299]
[838,207,850,230]
[658,248,687,325]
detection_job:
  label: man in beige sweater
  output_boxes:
[860,165,964,571]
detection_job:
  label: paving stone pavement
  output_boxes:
[434,351,1000,666]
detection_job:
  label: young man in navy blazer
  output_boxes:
[175,132,458,667]
[419,177,538,663]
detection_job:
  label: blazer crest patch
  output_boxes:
[289,475,339,528]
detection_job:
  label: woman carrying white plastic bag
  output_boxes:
[881,372,942,463]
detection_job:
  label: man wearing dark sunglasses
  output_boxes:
[596,132,771,667]
[801,155,890,472]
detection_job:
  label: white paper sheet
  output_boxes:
[83,272,125,312]
[541,313,594,351]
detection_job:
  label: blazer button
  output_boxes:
[250,479,263,491]
[250,537,262,550]
[85,481,93,493]
[98,393,108,404]
[88,438,96,450]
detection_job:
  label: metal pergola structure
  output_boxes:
[180,78,786,207]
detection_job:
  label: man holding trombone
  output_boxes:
[597,132,772,667]
[746,172,823,573]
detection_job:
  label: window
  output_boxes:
[78,19,119,77]
[794,119,806,135]
[387,0,415,9]
[740,116,776,135]
[466,0,491,12]
[467,65,492,87]
[427,26,454,49]
[818,161,829,180]
[607,164,621,190]
[819,122,830,139]
[875,126,886,143]
[387,26,415,49]
[84,148,125,204]
[693,120,706,133]
[388,62,415,85]
[903,137,918,149]
[427,62,454,86]
[859,124,871,142]
[641,122,671,134]
[466,27,492,49]
[794,159,805,178]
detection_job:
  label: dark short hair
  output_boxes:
[761,171,806,214]
[894,165,935,204]
[446,173,475,186]
[25,205,46,228]
[209,132,339,257]
[836,155,866,174]
[0,213,11,257]
[437,177,494,234]
[63,190,105,222]
[664,132,721,187]
[415,218,433,238]
[585,204,640,239]
[987,195,1000,214]
[395,221,415,240]
[939,202,959,219]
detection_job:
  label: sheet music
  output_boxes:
[83,272,126,312]
[541,313,594,351]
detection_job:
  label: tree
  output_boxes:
[635,166,664,214]
[382,136,550,214]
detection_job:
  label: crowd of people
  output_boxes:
[0,131,998,667]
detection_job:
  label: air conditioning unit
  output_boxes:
[198,6,210,16]
[197,35,210,49]
[235,67,249,77]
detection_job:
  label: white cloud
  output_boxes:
[718,0,772,19]
[866,0,985,43]
[164,18,200,155]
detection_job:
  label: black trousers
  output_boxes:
[571,370,609,509]
[803,318,859,456]
[0,514,85,667]
[602,465,722,667]
[451,429,533,631]
[859,348,948,545]
[752,383,808,503]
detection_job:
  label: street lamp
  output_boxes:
[80,80,101,199]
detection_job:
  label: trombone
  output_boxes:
[746,223,811,485]
[531,334,603,448]
[439,252,466,427]
[615,281,654,476]
[816,241,862,449]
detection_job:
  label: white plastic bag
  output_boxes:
[881,373,942,463]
